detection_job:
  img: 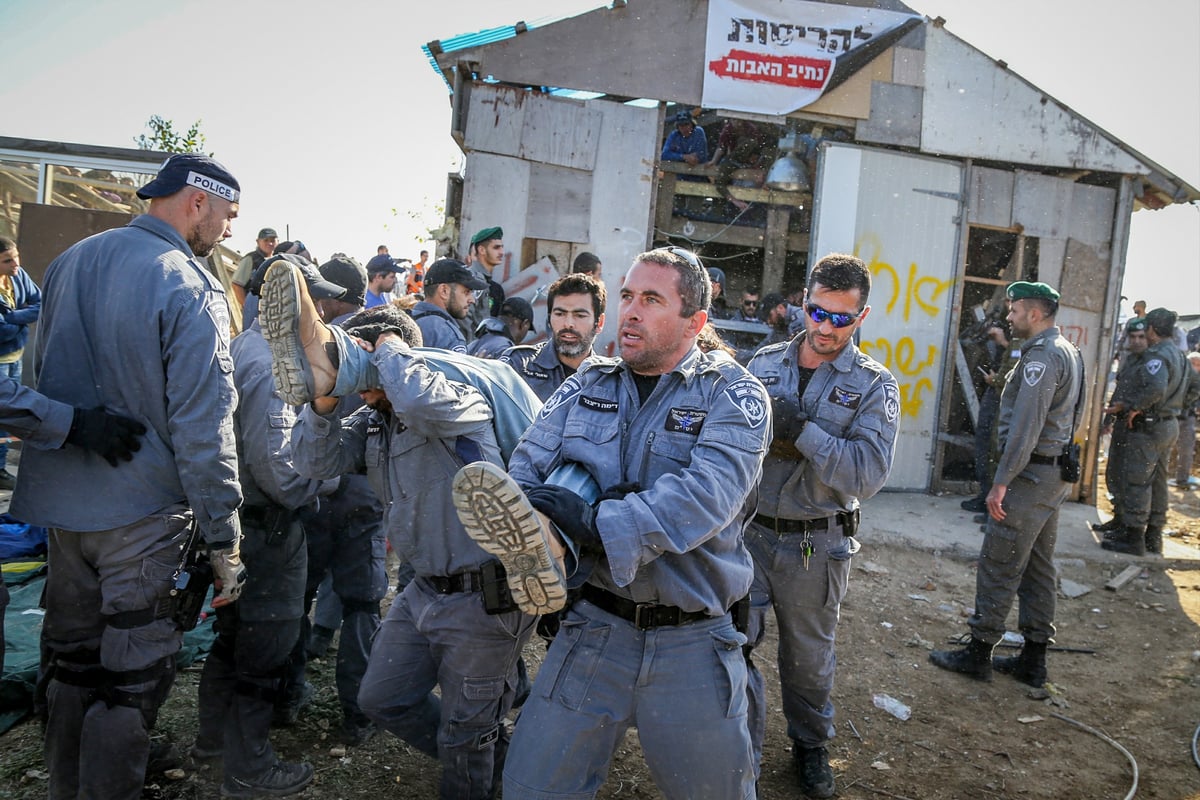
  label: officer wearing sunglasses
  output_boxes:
[742,253,901,798]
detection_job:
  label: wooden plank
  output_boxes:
[1104,565,1142,592]
[954,340,979,426]
[762,206,790,292]
[526,163,592,243]
[659,214,810,252]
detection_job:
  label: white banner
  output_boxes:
[703,0,920,116]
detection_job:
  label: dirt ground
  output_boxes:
[2,483,1198,799]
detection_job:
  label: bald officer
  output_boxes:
[931,281,1082,690]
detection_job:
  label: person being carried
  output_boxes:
[468,297,536,359]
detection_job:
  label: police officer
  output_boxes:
[1101,308,1193,555]
[468,296,536,359]
[464,226,506,338]
[11,153,247,800]
[410,259,488,352]
[1093,318,1150,537]
[745,253,900,798]
[454,248,769,799]
[931,281,1082,690]
[500,273,609,401]
[260,264,538,800]
[191,255,342,797]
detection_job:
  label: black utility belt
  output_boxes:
[754,508,860,535]
[426,571,485,594]
[581,584,715,630]
[1027,453,1064,467]
[426,562,517,615]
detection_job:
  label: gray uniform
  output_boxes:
[972,326,1081,645]
[466,318,515,359]
[195,324,322,782]
[1115,341,1180,528]
[410,300,468,352]
[292,339,535,799]
[745,334,899,759]
[1104,350,1147,522]
[501,347,769,799]
[0,377,73,449]
[499,341,604,402]
[12,214,242,800]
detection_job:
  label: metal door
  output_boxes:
[811,143,964,490]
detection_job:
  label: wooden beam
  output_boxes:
[1104,565,1142,592]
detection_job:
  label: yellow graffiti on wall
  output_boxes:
[854,235,953,418]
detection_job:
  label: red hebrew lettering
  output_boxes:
[707,49,830,88]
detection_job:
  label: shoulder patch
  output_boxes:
[665,407,707,435]
[1023,361,1046,387]
[882,383,900,423]
[1145,358,1163,376]
[828,386,862,410]
[539,374,582,419]
[724,377,768,428]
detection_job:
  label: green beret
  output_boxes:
[1125,317,1147,333]
[470,226,503,246]
[1006,281,1060,303]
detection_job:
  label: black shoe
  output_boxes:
[993,641,1048,688]
[221,760,314,798]
[272,681,314,727]
[189,741,223,763]
[973,514,987,525]
[1090,517,1121,533]
[1101,527,1146,556]
[1144,525,1163,555]
[793,743,834,799]
[960,496,987,512]
[930,636,994,681]
[0,469,15,490]
[340,718,378,747]
[146,740,182,774]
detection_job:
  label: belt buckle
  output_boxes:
[633,603,655,629]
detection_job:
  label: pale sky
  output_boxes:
[1,0,1196,314]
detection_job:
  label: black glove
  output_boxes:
[65,407,147,467]
[597,481,641,503]
[526,485,603,554]
[771,393,807,444]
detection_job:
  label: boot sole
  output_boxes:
[452,462,567,616]
[259,262,313,405]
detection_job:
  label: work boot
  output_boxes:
[793,743,835,799]
[1144,525,1163,555]
[0,469,15,490]
[259,260,339,405]
[1090,517,1121,533]
[960,495,987,513]
[452,461,568,616]
[992,640,1048,688]
[221,760,314,798]
[1101,527,1146,556]
[929,636,994,681]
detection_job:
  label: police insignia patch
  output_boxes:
[1023,362,1046,387]
[665,407,707,434]
[883,384,900,423]
[1145,359,1163,375]
[829,386,862,409]
[540,375,582,418]
[724,378,768,427]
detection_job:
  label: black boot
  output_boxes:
[1090,517,1121,533]
[929,637,994,681]
[792,742,834,799]
[1101,526,1146,556]
[1144,525,1163,555]
[993,641,1047,687]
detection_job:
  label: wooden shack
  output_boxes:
[424,0,1199,496]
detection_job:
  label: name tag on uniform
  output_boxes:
[580,396,618,412]
[366,424,383,436]
[829,386,862,409]
[665,408,707,435]
[758,375,781,386]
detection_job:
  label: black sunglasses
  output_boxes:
[806,302,862,328]
[742,300,759,307]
